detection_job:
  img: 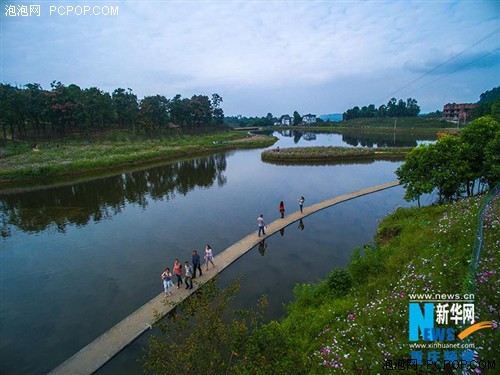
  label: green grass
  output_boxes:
[238,195,499,374]
[261,146,411,164]
[0,132,277,184]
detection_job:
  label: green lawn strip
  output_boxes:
[0,132,277,182]
[261,146,412,163]
[242,196,495,373]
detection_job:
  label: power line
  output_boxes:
[404,46,500,98]
[373,26,500,105]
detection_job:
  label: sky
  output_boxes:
[1,0,499,116]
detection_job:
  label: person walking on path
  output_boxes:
[161,267,173,297]
[257,214,266,237]
[279,201,285,219]
[173,259,183,289]
[204,244,215,271]
[192,250,202,278]
[299,196,305,213]
[184,261,193,289]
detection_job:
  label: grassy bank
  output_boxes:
[0,132,277,186]
[261,146,411,164]
[238,195,499,373]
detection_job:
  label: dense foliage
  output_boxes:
[343,97,420,121]
[396,116,500,204]
[0,82,225,140]
[470,86,500,120]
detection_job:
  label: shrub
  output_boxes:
[325,269,352,298]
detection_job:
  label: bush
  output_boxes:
[347,245,385,285]
[325,269,352,298]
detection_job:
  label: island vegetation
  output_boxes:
[261,146,412,164]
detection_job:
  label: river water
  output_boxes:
[0,130,436,374]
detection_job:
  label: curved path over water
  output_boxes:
[50,180,400,375]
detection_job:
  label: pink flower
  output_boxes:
[349,314,355,320]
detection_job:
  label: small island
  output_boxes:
[261,146,412,164]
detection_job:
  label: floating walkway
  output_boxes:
[49,180,400,375]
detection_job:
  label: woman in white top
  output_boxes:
[161,267,173,297]
[204,244,215,271]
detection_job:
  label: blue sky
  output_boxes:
[2,0,499,116]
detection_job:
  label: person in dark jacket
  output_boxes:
[192,250,202,278]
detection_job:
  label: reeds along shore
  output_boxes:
[261,146,412,163]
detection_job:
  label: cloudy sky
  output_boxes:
[2,0,499,116]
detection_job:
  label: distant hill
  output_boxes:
[319,113,343,122]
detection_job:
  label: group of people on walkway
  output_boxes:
[257,196,305,237]
[161,245,215,297]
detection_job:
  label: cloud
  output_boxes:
[2,0,499,115]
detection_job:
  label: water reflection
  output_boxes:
[341,133,421,147]
[258,239,267,256]
[0,153,227,237]
[263,158,392,167]
[272,129,436,148]
[298,218,305,230]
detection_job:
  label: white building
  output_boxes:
[302,114,317,125]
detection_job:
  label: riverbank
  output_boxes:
[261,146,411,164]
[234,193,499,373]
[0,132,277,188]
[268,116,455,131]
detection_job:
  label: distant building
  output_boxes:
[443,103,475,121]
[302,114,317,125]
[280,115,292,126]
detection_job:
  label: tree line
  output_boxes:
[396,116,500,205]
[469,86,500,120]
[343,97,421,121]
[0,82,225,139]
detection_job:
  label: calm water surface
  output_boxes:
[0,131,435,374]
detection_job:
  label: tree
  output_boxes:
[24,83,49,137]
[406,98,420,117]
[395,145,434,205]
[478,86,500,104]
[112,88,138,132]
[461,116,500,191]
[397,116,499,203]
[211,93,224,126]
[293,111,302,126]
[428,136,469,201]
[138,95,169,135]
[190,95,212,127]
[470,86,500,120]
[0,83,25,139]
[484,131,500,187]
[142,277,267,374]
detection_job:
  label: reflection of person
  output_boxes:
[184,261,193,289]
[280,227,285,236]
[161,267,173,297]
[279,201,285,218]
[299,196,305,213]
[204,244,215,271]
[257,214,266,236]
[192,250,202,278]
[173,259,183,289]
[258,240,267,256]
[298,218,305,230]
